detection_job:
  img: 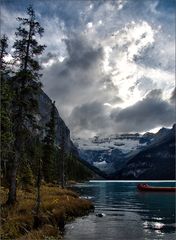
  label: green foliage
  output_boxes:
[66,154,92,181]
[0,34,8,71]
[13,5,46,79]
[0,35,14,182]
[13,6,45,131]
[42,101,57,182]
[12,4,46,136]
[43,101,56,146]
[1,78,14,161]
[1,5,92,208]
[18,152,34,189]
[4,5,46,204]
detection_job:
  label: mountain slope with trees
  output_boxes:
[0,5,94,239]
[0,5,92,205]
[116,124,175,180]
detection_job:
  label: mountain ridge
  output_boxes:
[73,125,175,179]
[116,124,175,180]
[38,89,78,155]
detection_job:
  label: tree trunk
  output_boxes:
[24,21,32,71]
[33,157,41,229]
[61,154,65,189]
[60,130,65,189]
[6,113,22,205]
[36,158,41,214]
[6,155,18,205]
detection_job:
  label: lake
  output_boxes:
[64,181,176,240]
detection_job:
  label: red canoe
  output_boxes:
[137,184,176,192]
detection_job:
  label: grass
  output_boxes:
[0,184,94,240]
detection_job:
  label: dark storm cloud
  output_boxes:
[41,35,113,121]
[111,89,175,132]
[65,36,103,70]
[42,35,103,100]
[146,89,162,99]
[41,52,57,64]
[40,36,103,103]
[69,101,111,135]
[1,0,175,136]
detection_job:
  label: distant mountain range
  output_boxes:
[116,124,175,180]
[73,124,176,180]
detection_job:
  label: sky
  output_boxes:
[1,0,175,138]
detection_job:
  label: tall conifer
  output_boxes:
[0,35,14,184]
[42,101,56,182]
[7,5,46,204]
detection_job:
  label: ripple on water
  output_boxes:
[64,182,176,240]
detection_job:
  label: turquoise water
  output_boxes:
[64,181,176,240]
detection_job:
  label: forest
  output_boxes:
[1,6,93,239]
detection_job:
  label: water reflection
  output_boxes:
[65,182,176,240]
[136,191,175,235]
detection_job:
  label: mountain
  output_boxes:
[116,124,175,180]
[36,90,98,180]
[73,125,175,179]
[38,91,175,180]
[38,89,77,155]
[77,157,108,179]
[73,133,153,175]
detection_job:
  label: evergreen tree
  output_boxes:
[66,154,92,181]
[42,101,56,182]
[17,151,34,189]
[7,5,46,204]
[0,34,8,71]
[1,81,14,182]
[33,136,43,229]
[60,128,65,188]
[0,35,14,185]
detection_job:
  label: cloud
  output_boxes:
[170,87,176,105]
[0,7,25,46]
[1,0,175,137]
[70,88,175,136]
[39,15,67,55]
[65,36,103,69]
[41,35,114,121]
[69,101,112,137]
[41,52,57,64]
[111,89,175,132]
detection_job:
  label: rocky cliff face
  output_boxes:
[116,125,175,180]
[37,90,77,155]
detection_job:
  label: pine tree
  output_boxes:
[65,154,92,181]
[0,34,8,71]
[1,82,14,183]
[0,35,14,185]
[7,5,46,204]
[17,151,34,189]
[60,128,65,188]
[42,101,56,182]
[33,136,43,229]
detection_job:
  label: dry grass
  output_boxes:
[0,184,94,239]
[17,224,59,240]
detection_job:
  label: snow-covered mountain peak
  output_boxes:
[72,133,153,174]
[73,125,174,178]
[73,134,148,153]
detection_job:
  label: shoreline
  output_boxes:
[0,183,94,239]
